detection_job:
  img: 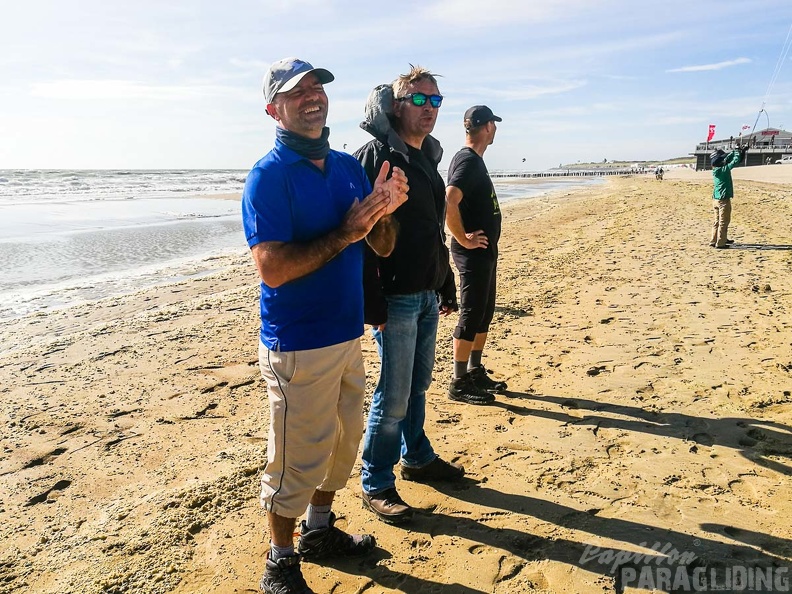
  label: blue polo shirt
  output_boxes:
[242,141,372,351]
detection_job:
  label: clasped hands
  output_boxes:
[341,161,408,243]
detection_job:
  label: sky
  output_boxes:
[1,0,791,172]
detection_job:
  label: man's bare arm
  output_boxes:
[365,214,400,257]
[251,162,408,286]
[445,185,488,250]
[252,189,390,288]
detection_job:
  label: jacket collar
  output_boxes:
[386,129,443,165]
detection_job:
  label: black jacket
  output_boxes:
[354,85,456,325]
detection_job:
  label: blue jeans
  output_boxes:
[361,291,439,495]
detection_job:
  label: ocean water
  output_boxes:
[492,176,603,203]
[0,169,601,321]
[0,169,247,320]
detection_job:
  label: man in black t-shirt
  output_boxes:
[445,105,508,404]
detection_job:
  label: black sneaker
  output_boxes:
[469,365,508,392]
[400,456,465,482]
[259,553,314,594]
[449,373,496,404]
[297,512,376,560]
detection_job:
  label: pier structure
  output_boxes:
[693,128,792,170]
[489,167,646,179]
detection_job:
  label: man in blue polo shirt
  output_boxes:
[242,57,408,594]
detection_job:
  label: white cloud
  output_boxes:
[229,58,271,73]
[450,80,588,102]
[666,57,751,73]
[602,74,643,81]
[421,0,607,27]
[263,0,331,14]
[29,80,242,101]
[655,115,708,125]
[2,0,789,170]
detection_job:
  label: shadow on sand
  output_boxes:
[335,390,791,592]
[333,472,792,594]
[727,243,792,251]
[494,392,792,476]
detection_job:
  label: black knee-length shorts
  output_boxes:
[451,249,497,342]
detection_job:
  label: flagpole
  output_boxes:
[750,104,766,138]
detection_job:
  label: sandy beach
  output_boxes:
[1,167,791,593]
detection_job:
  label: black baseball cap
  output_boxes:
[464,105,502,128]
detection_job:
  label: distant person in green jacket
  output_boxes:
[709,146,746,249]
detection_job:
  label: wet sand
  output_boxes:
[1,168,790,593]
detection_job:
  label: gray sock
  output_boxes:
[305,504,332,530]
[269,541,295,561]
[468,350,483,370]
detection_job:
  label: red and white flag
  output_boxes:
[707,124,716,142]
[740,124,751,135]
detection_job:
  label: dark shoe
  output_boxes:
[400,456,464,482]
[715,244,730,249]
[297,512,375,560]
[260,554,314,594]
[468,365,508,392]
[449,373,496,404]
[362,487,413,524]
[726,239,735,244]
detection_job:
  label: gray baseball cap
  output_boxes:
[263,57,334,103]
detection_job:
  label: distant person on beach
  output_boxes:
[444,105,508,405]
[709,146,746,249]
[242,57,408,594]
[354,66,461,525]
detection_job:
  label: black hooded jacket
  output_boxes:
[354,85,456,325]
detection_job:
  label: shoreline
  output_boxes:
[1,173,790,593]
[0,178,595,327]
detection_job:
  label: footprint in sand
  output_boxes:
[691,433,715,447]
[496,555,527,583]
[508,534,546,560]
[727,478,760,506]
[739,426,792,455]
[24,479,72,506]
[20,446,68,470]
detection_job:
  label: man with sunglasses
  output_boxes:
[243,57,408,594]
[354,66,461,526]
[445,105,508,405]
